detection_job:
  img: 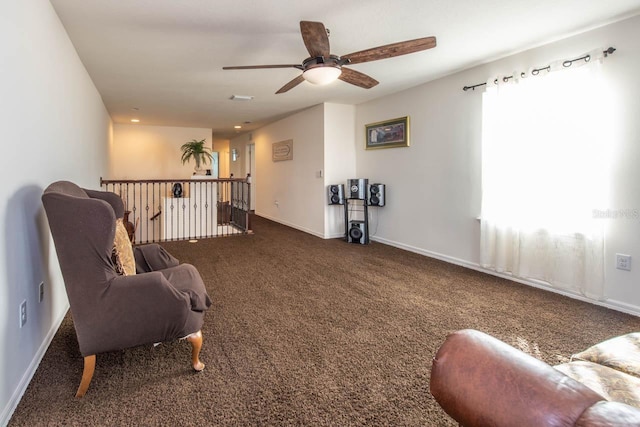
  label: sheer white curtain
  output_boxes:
[480,50,611,300]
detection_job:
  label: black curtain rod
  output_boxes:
[462,47,616,91]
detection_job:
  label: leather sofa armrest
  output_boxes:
[430,329,605,427]
[576,401,640,426]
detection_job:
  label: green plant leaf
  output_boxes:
[180,138,211,166]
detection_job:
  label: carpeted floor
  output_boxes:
[9,216,640,426]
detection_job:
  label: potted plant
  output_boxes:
[180,138,212,175]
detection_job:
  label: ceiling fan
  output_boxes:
[223,21,436,94]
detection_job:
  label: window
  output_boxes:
[480,50,612,299]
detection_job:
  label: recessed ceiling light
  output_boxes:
[234,125,242,129]
[230,95,254,101]
[131,119,140,123]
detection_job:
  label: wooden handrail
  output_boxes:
[100,177,247,185]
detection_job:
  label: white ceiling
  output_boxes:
[50,0,640,138]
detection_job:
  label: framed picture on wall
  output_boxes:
[272,139,293,161]
[365,116,410,150]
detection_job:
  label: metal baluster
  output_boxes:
[216,181,221,237]
[170,183,174,241]
[247,180,251,232]
[132,183,137,242]
[144,182,149,244]
[151,182,155,243]
[182,181,186,240]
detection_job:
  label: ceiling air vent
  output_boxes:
[230,95,254,101]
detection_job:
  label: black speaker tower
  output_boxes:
[327,184,345,205]
[347,178,368,200]
[368,183,385,207]
[329,178,384,245]
[348,220,367,244]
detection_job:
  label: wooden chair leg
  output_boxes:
[76,355,96,398]
[186,330,205,371]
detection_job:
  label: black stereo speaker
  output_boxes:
[347,178,368,200]
[328,184,345,205]
[172,183,183,198]
[348,220,367,244]
[368,183,385,207]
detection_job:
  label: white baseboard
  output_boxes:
[325,232,346,240]
[1,306,68,426]
[255,213,326,239]
[372,235,640,317]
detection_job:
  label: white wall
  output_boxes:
[228,133,250,179]
[231,105,327,236]
[111,124,212,179]
[323,104,356,238]
[229,104,356,238]
[0,0,111,423]
[356,69,482,264]
[356,14,640,314]
[212,137,230,179]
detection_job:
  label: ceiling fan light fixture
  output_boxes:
[302,66,341,85]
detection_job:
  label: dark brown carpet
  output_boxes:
[10,216,640,426]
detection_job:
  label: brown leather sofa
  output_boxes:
[430,329,640,426]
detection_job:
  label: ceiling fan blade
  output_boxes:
[300,21,330,58]
[342,36,436,65]
[276,74,305,94]
[339,67,379,89]
[223,64,301,70]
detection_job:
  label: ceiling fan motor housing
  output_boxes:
[302,55,343,71]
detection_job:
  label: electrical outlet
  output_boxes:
[20,300,27,328]
[39,282,44,303]
[616,254,631,271]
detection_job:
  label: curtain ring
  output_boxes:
[563,60,572,68]
[585,55,591,63]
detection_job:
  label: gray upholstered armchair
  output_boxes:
[42,181,212,397]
